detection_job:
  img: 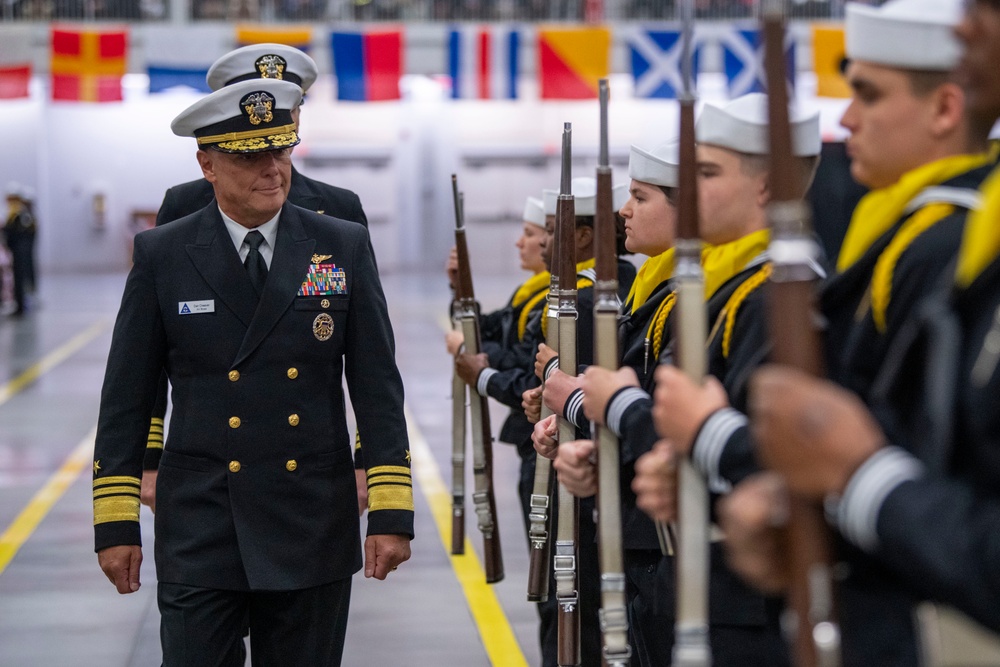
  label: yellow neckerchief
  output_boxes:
[838,152,994,273]
[539,258,597,339]
[640,229,772,360]
[512,270,551,308]
[956,164,1000,288]
[869,203,954,332]
[626,248,676,314]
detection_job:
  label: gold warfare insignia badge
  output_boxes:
[255,54,287,80]
[241,91,274,126]
[312,254,332,264]
[313,313,334,341]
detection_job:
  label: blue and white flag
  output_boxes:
[147,65,211,93]
[720,28,796,99]
[629,28,701,100]
[447,25,520,100]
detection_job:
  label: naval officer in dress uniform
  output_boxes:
[94,78,412,667]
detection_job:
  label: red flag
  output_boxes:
[50,26,128,102]
[0,64,31,99]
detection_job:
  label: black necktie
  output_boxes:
[243,230,268,296]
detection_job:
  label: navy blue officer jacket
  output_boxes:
[93,202,413,592]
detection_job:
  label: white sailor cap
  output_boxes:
[171,79,302,154]
[543,178,598,217]
[206,43,319,92]
[628,142,679,188]
[523,196,545,227]
[846,0,963,72]
[613,183,629,211]
[697,93,821,158]
[5,181,21,199]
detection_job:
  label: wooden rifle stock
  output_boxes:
[670,9,713,661]
[452,174,504,584]
[761,7,840,667]
[593,79,632,667]
[451,310,466,555]
[554,123,581,667]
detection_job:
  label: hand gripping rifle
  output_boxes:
[527,204,560,601]
[761,4,840,666]
[450,195,467,557]
[670,5,713,666]
[452,175,504,584]
[593,80,632,667]
[553,122,582,667]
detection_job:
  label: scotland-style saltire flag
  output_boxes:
[720,28,795,98]
[629,28,702,99]
[147,65,211,93]
[448,25,520,100]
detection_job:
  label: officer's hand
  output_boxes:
[541,369,582,416]
[532,414,559,460]
[445,330,465,356]
[581,366,640,425]
[522,387,542,424]
[98,545,143,594]
[140,470,157,513]
[750,366,885,499]
[632,440,677,523]
[364,534,411,580]
[445,246,459,289]
[355,469,368,516]
[718,473,790,594]
[554,439,597,498]
[455,352,489,387]
[653,366,729,457]
[534,343,558,380]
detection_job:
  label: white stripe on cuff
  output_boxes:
[836,446,924,553]
[692,408,746,494]
[564,389,585,428]
[606,387,650,437]
[476,368,498,397]
[544,356,560,381]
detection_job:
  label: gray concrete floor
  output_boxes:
[0,269,543,667]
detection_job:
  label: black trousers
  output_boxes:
[158,578,352,667]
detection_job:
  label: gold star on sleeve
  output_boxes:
[93,460,101,474]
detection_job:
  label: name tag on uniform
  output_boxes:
[178,300,215,315]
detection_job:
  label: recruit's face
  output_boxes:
[696,145,766,245]
[541,214,556,271]
[198,147,292,228]
[955,0,1000,125]
[839,61,940,189]
[516,221,547,274]
[619,180,676,256]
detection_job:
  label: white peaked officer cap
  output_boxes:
[846,0,963,72]
[628,141,679,188]
[542,177,599,217]
[697,93,821,158]
[172,79,303,154]
[523,196,545,227]
[207,43,320,92]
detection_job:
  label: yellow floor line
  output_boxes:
[0,319,109,407]
[405,405,528,667]
[0,428,95,575]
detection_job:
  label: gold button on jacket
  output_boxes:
[229,417,241,429]
[228,370,240,382]
[287,368,298,379]
[288,414,300,427]
[229,460,241,473]
[285,460,298,472]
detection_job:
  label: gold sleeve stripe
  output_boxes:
[94,485,141,499]
[354,430,362,451]
[368,476,412,487]
[367,465,411,478]
[94,496,140,525]
[368,485,414,512]
[93,476,141,489]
